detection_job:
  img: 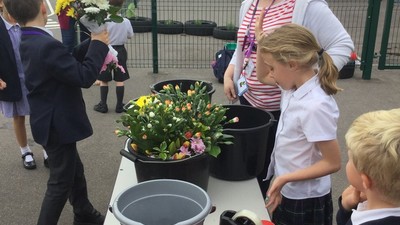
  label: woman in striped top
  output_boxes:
[223,0,353,200]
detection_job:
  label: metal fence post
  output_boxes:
[151,0,158,74]
[361,0,381,80]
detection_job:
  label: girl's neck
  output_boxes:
[295,68,317,89]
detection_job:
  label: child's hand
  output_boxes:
[91,30,109,45]
[266,176,286,214]
[341,185,367,211]
[0,79,7,90]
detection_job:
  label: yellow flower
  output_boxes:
[66,7,76,18]
[55,0,74,16]
[135,95,151,108]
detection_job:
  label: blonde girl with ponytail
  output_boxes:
[256,23,342,225]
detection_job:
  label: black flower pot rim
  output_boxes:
[121,138,208,164]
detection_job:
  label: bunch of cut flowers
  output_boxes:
[115,81,239,160]
[55,0,125,74]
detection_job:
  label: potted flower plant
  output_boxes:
[339,51,358,79]
[115,81,238,190]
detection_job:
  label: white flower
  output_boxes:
[96,1,110,10]
[147,124,152,128]
[149,112,155,118]
[84,6,100,14]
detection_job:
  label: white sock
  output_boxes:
[43,150,48,159]
[20,146,34,162]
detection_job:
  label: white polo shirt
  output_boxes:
[267,75,339,199]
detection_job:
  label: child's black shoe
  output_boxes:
[115,103,125,113]
[73,208,105,225]
[94,102,108,113]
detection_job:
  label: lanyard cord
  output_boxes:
[243,0,277,55]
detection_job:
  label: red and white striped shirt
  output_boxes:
[237,0,295,111]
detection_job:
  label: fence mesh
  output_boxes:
[121,0,398,69]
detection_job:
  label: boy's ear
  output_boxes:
[361,173,372,190]
[40,1,47,14]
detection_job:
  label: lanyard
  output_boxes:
[242,0,277,56]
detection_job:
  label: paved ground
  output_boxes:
[1,7,400,223]
[1,64,400,224]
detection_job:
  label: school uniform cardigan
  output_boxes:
[0,16,22,102]
[230,0,355,88]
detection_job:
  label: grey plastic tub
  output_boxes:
[111,179,212,225]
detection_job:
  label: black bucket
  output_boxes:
[210,105,275,181]
[120,139,210,191]
[149,79,216,101]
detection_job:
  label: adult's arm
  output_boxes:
[303,1,354,70]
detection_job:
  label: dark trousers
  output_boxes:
[37,142,93,225]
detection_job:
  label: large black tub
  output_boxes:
[149,79,215,101]
[210,105,275,181]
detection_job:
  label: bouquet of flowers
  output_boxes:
[55,0,124,73]
[115,82,239,160]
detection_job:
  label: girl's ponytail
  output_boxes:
[318,50,341,95]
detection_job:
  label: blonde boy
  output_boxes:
[337,108,400,225]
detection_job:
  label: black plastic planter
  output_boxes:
[157,20,184,34]
[149,79,216,101]
[120,139,210,191]
[210,105,275,181]
[129,16,152,33]
[184,20,217,36]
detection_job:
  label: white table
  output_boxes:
[105,156,271,224]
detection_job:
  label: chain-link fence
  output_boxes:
[121,0,399,71]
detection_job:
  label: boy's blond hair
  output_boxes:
[345,108,400,204]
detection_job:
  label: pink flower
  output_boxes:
[190,137,206,154]
[179,145,191,156]
[100,52,126,73]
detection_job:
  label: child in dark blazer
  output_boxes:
[4,0,109,224]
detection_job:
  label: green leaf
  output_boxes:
[208,145,221,158]
[110,14,123,23]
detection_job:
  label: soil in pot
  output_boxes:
[157,20,184,34]
[184,20,217,36]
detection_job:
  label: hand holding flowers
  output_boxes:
[115,82,239,160]
[55,0,125,74]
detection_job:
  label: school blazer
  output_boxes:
[0,17,22,102]
[19,27,108,146]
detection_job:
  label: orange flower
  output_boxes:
[130,143,138,151]
[173,152,186,160]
